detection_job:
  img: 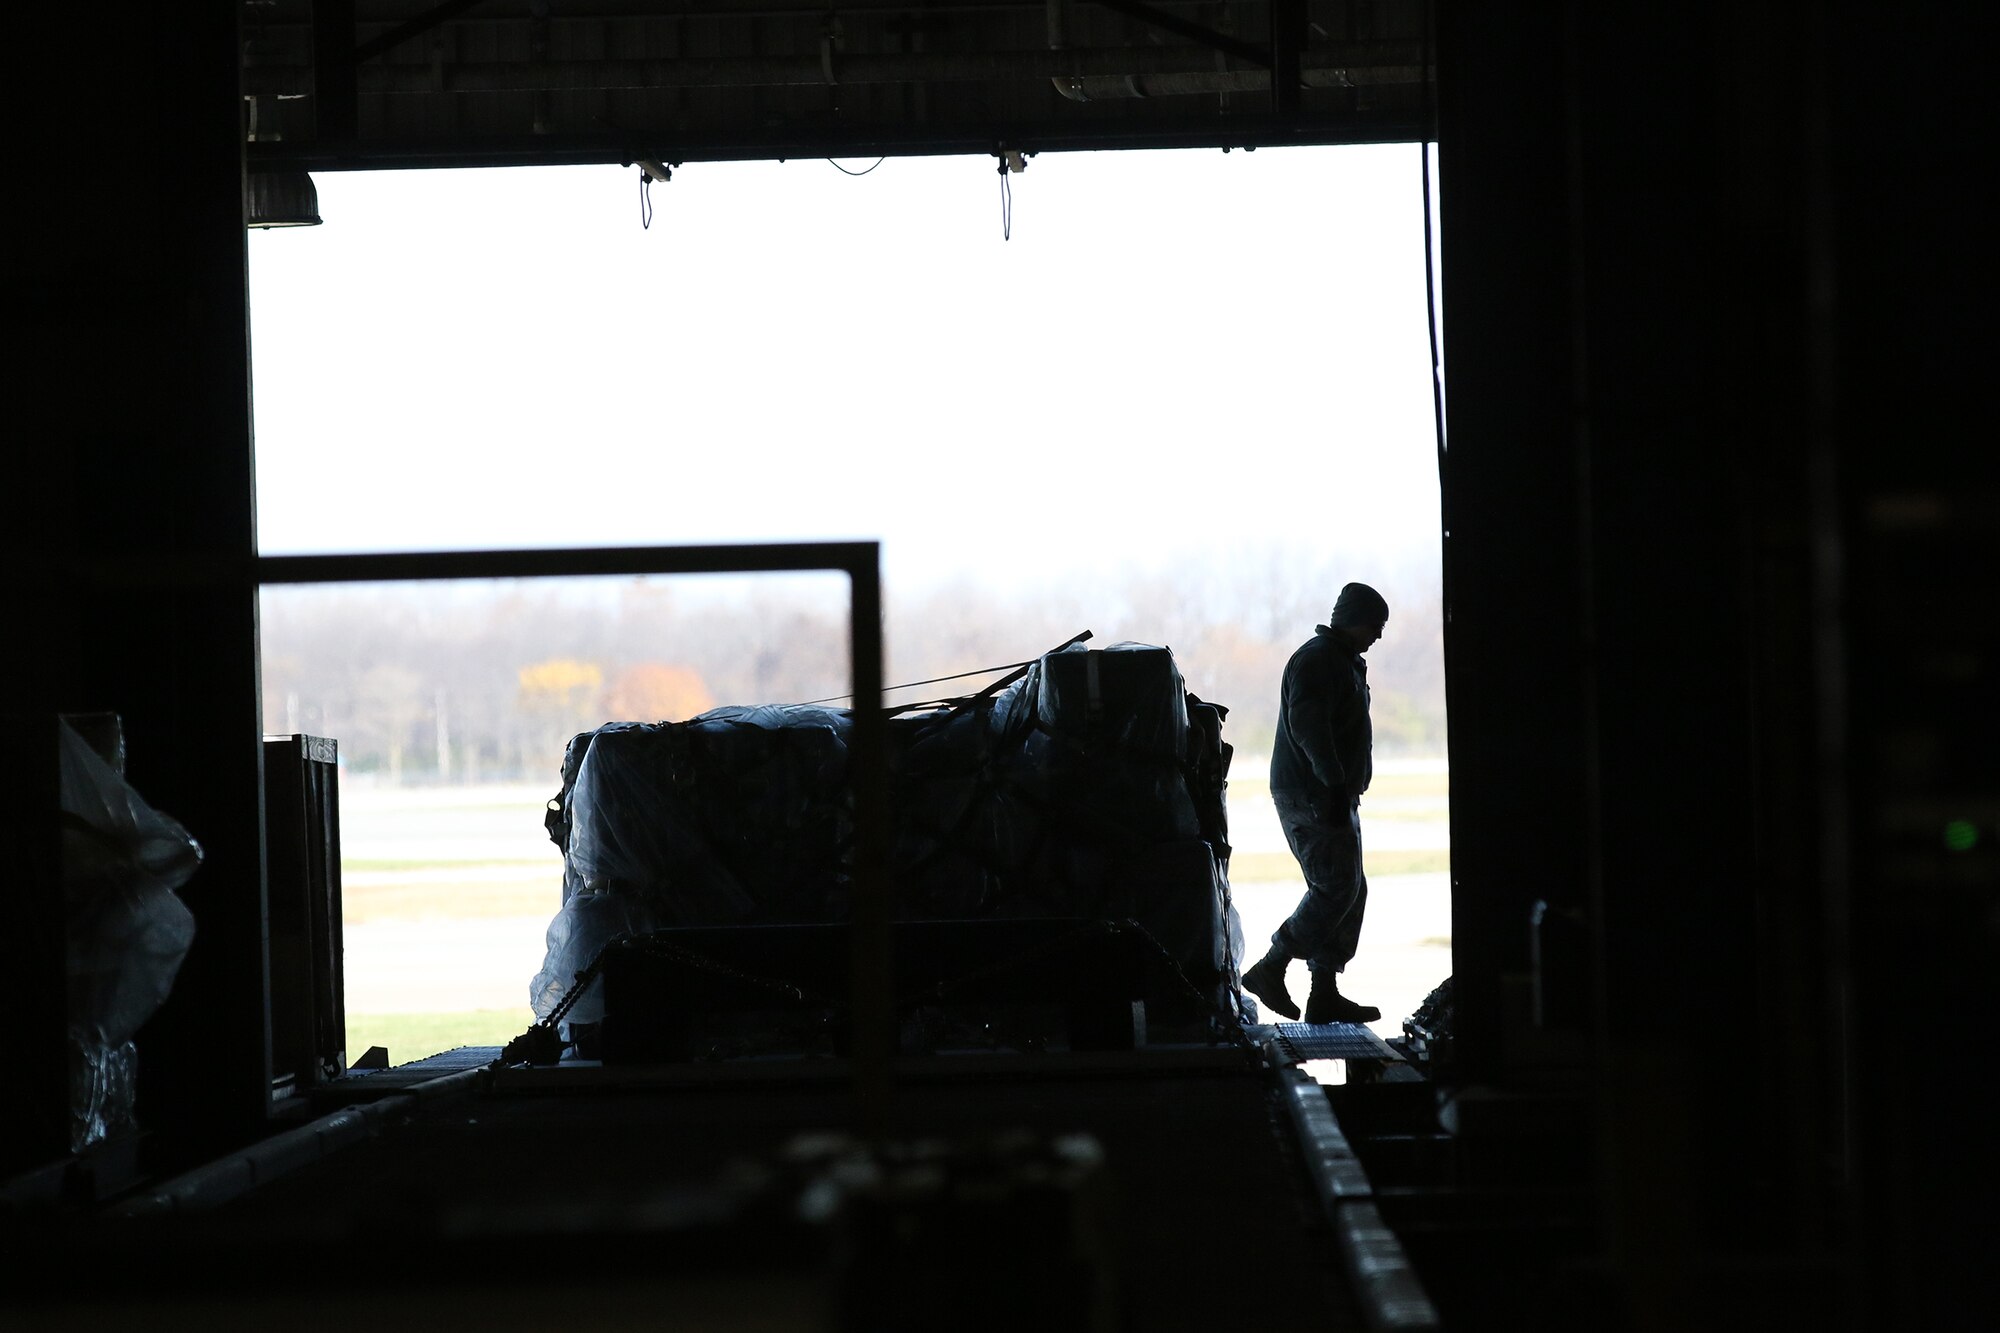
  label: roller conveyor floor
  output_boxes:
[6,1039,1436,1332]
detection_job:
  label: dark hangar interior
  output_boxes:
[4,2,1993,1330]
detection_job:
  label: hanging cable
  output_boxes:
[798,657,1041,707]
[1420,0,1445,465]
[827,157,885,176]
[636,159,673,229]
[999,155,1013,240]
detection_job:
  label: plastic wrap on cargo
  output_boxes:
[1184,694,1233,857]
[528,891,661,1023]
[1037,642,1187,758]
[68,1038,138,1153]
[1019,642,1200,849]
[889,690,1049,919]
[891,646,1209,918]
[1103,841,1222,967]
[542,725,598,857]
[58,718,201,1151]
[561,707,853,924]
[535,640,1242,1009]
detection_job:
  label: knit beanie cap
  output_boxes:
[1329,582,1390,629]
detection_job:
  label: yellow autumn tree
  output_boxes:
[602,663,715,722]
[517,658,606,771]
[518,658,604,710]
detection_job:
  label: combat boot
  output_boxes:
[1240,947,1300,1020]
[1304,971,1381,1024]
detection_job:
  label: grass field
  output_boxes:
[346,1008,535,1065]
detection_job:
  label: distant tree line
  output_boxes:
[259,545,1446,785]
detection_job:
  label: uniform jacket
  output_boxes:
[1268,625,1372,802]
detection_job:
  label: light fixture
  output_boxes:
[247,171,322,228]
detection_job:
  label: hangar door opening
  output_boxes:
[249,145,1448,1062]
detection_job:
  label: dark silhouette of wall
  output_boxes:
[5,4,270,1171]
[1439,4,1994,1329]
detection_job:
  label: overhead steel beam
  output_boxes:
[1086,0,1269,66]
[254,542,879,584]
[245,42,1421,94]
[247,105,1425,172]
[352,0,491,64]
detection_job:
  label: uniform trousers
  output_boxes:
[1270,791,1367,973]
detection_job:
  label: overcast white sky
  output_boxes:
[248,143,1442,599]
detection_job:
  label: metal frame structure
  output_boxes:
[256,541,896,1123]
